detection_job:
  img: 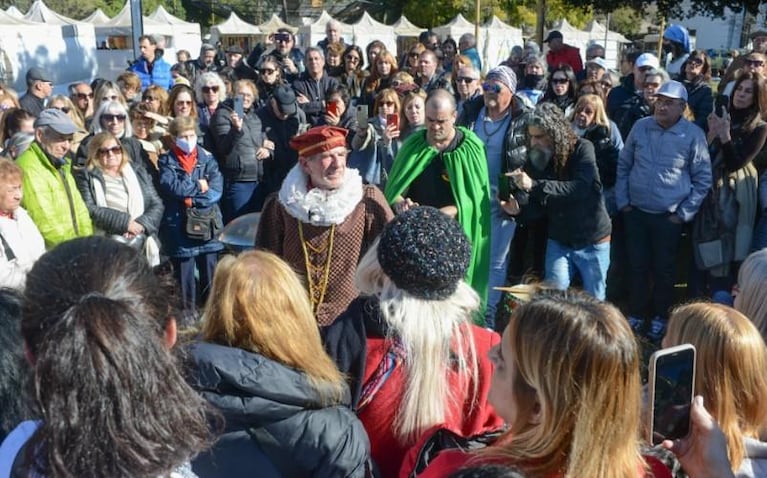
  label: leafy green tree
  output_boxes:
[503,0,592,31]
[598,6,643,37]
[562,0,761,20]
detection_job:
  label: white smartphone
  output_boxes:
[646,344,696,446]
[355,104,368,125]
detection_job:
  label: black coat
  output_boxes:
[292,72,340,126]
[74,163,163,236]
[256,104,306,194]
[210,99,267,182]
[187,341,370,478]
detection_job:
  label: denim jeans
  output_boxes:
[223,180,265,225]
[754,214,767,251]
[485,205,517,328]
[623,208,683,319]
[544,239,611,300]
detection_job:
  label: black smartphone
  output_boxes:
[715,95,728,117]
[234,95,244,117]
[498,174,512,200]
[647,344,696,446]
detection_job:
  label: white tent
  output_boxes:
[547,19,592,64]
[582,20,630,69]
[392,15,422,37]
[83,8,111,25]
[149,5,196,26]
[5,6,24,19]
[209,12,261,53]
[482,16,523,72]
[433,14,477,44]
[257,13,297,35]
[24,0,82,25]
[352,12,396,66]
[297,11,352,49]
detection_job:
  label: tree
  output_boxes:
[599,6,644,37]
[562,0,761,20]
[502,0,593,31]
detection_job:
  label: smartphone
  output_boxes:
[386,113,399,129]
[234,95,244,117]
[715,95,728,117]
[327,101,338,117]
[498,174,512,200]
[647,344,696,446]
[356,104,368,125]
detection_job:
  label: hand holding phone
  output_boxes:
[327,101,339,117]
[234,95,244,118]
[647,344,696,446]
[356,105,368,126]
[386,113,399,129]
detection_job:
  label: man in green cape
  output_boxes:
[384,89,491,313]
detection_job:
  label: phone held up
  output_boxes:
[234,95,245,118]
[715,94,728,117]
[646,344,696,446]
[386,113,399,129]
[326,101,339,117]
[355,104,368,126]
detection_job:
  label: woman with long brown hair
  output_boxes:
[361,50,399,108]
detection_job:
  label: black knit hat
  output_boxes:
[377,206,471,300]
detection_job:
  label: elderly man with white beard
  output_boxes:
[507,102,612,300]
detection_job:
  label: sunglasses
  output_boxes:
[143,96,159,102]
[380,101,395,107]
[345,55,360,63]
[202,85,219,93]
[644,82,661,88]
[51,106,71,114]
[103,95,119,101]
[746,59,765,67]
[409,52,420,58]
[175,100,193,106]
[75,92,93,100]
[260,68,276,75]
[274,35,291,43]
[687,59,704,67]
[482,82,502,93]
[98,146,122,156]
[551,78,569,84]
[102,114,126,122]
[456,76,477,83]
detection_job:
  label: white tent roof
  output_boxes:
[550,18,582,35]
[104,2,165,29]
[582,20,630,43]
[24,0,82,25]
[433,14,476,41]
[392,15,422,36]
[5,6,24,19]
[482,15,523,72]
[483,15,522,34]
[352,12,396,60]
[257,13,297,34]
[82,8,111,25]
[0,8,38,25]
[211,11,261,36]
[148,6,195,26]
[298,11,353,47]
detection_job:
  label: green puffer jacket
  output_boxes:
[17,142,93,248]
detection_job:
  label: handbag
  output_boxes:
[110,233,146,250]
[185,206,222,241]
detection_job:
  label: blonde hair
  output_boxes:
[484,289,644,478]
[574,94,610,130]
[355,241,480,445]
[374,88,400,115]
[735,248,767,339]
[86,132,128,172]
[666,302,767,471]
[201,251,346,405]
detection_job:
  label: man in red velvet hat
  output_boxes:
[256,125,393,326]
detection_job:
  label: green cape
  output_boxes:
[385,127,491,312]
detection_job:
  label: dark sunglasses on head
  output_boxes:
[482,82,502,93]
[98,146,122,156]
[202,85,219,93]
[746,59,765,67]
[456,76,477,83]
[51,106,71,114]
[551,78,569,84]
[102,113,126,122]
[75,92,93,100]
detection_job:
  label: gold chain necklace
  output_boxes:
[298,222,336,315]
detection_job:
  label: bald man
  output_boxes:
[385,89,491,314]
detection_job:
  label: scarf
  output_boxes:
[173,144,198,175]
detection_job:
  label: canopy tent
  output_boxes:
[257,13,297,35]
[352,12,396,66]
[82,8,111,25]
[148,5,196,26]
[433,14,477,45]
[546,18,592,64]
[5,6,24,19]
[97,2,201,53]
[297,11,352,49]
[581,20,631,69]
[392,15,423,59]
[482,16,523,73]
[24,0,82,25]
[209,11,261,52]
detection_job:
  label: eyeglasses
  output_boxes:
[143,96,159,102]
[51,106,71,114]
[75,92,93,100]
[409,52,420,58]
[175,100,193,106]
[345,55,360,63]
[260,68,276,75]
[98,146,122,156]
[102,114,126,122]
[746,59,765,67]
[456,76,477,83]
[202,85,219,93]
[274,34,291,43]
[551,78,569,84]
[644,82,661,88]
[687,59,704,67]
[380,101,395,107]
[103,95,119,101]
[482,82,502,93]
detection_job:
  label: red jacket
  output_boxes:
[359,325,503,478]
[546,44,584,74]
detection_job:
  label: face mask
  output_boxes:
[524,74,544,86]
[662,43,674,55]
[528,147,552,171]
[176,137,197,154]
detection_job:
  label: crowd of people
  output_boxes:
[0,17,762,478]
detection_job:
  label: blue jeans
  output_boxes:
[485,207,517,328]
[754,214,767,251]
[223,181,265,224]
[544,239,611,300]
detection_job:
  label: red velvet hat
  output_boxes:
[290,126,348,159]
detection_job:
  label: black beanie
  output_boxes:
[377,206,471,300]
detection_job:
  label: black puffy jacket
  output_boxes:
[187,341,371,478]
[210,99,267,182]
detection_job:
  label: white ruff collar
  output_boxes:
[278,165,364,226]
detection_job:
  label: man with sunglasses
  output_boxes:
[720,52,766,99]
[16,109,93,247]
[386,89,491,312]
[19,67,53,118]
[457,65,532,328]
[68,82,93,125]
[454,66,482,116]
[247,29,305,83]
[220,45,257,82]
[720,29,767,93]
[607,52,661,140]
